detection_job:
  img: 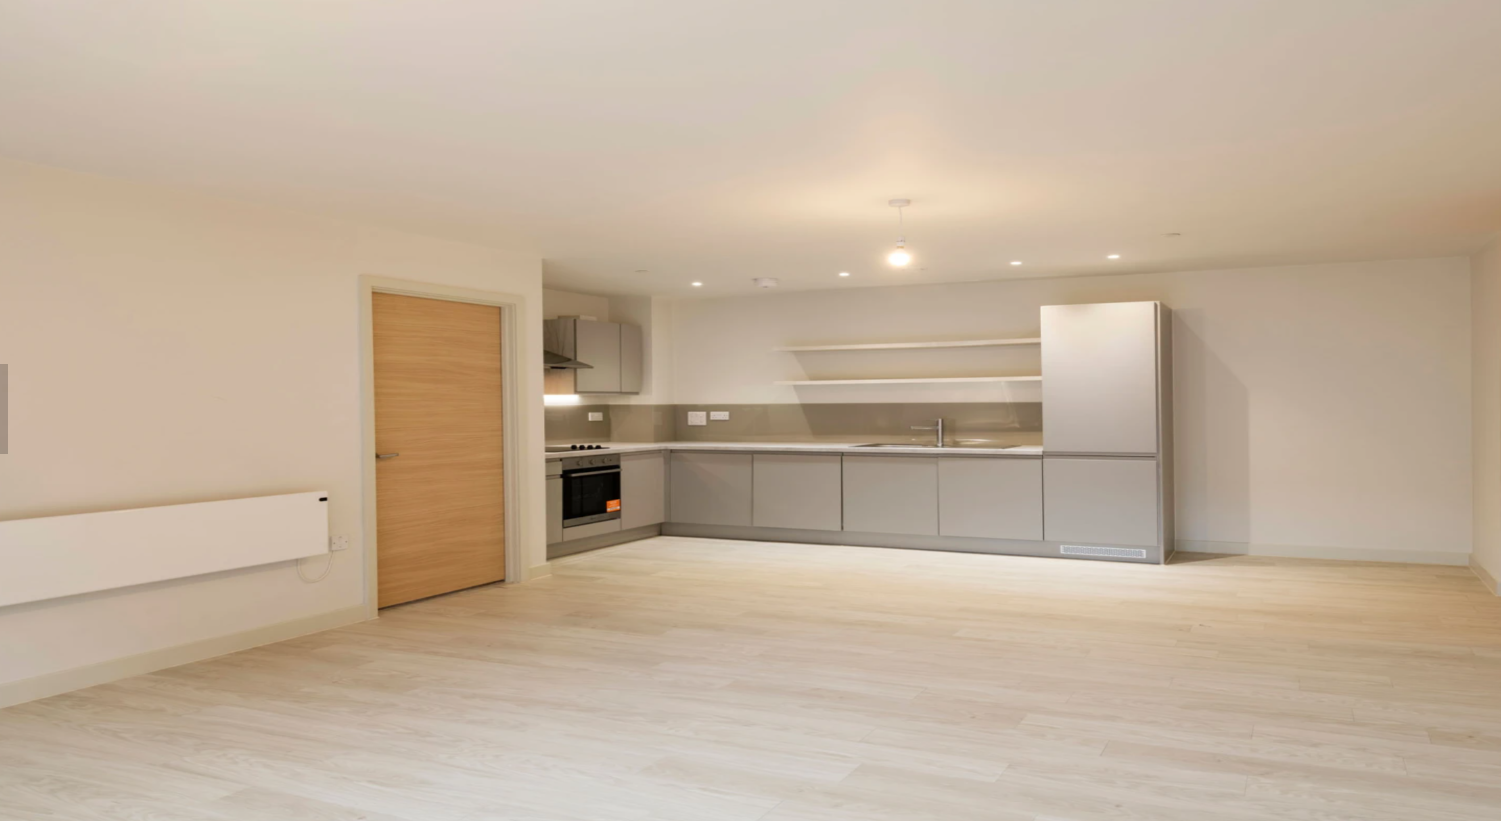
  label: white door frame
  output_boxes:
[358,276,528,618]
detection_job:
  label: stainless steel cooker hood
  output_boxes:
[542,318,594,369]
[544,349,593,369]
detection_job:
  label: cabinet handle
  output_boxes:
[376,453,400,460]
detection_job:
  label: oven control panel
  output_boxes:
[561,453,620,471]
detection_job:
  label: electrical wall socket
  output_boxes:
[686,411,708,426]
[588,412,604,422]
[330,535,350,552]
[709,411,730,421]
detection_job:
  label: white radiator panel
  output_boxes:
[0,492,330,608]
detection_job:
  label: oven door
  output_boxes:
[562,467,622,528]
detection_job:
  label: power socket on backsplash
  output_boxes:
[686,411,707,426]
[588,412,604,422]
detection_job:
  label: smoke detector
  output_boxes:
[752,277,780,289]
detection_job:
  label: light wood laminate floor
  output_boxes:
[4,537,1501,820]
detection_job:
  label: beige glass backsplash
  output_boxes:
[546,403,1042,446]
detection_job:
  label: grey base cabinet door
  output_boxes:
[546,476,563,544]
[753,453,842,531]
[563,518,622,542]
[938,458,1043,540]
[1043,457,1160,547]
[621,451,666,530]
[843,455,939,536]
[669,452,753,526]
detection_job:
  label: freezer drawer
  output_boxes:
[1043,457,1160,547]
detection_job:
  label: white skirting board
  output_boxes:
[0,492,330,608]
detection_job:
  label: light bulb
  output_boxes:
[888,247,912,267]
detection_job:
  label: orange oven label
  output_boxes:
[607,499,621,512]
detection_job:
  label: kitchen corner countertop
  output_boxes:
[545,442,1044,460]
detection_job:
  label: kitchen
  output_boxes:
[545,293,1171,562]
[537,256,1464,573]
[540,256,1470,571]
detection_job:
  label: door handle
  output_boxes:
[376,453,400,460]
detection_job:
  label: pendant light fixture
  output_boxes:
[887,198,912,267]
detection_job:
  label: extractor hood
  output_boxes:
[542,318,594,370]
[544,349,593,369]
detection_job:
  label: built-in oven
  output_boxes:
[561,452,621,528]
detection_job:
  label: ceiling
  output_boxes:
[4,1,1501,296]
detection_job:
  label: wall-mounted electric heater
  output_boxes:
[0,491,330,608]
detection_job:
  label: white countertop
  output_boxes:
[545,442,1044,460]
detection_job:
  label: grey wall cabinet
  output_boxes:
[547,318,644,394]
[752,453,843,531]
[573,319,623,394]
[669,452,753,527]
[621,451,666,530]
[546,476,563,545]
[619,323,643,394]
[1043,457,1160,547]
[938,457,1043,540]
[842,455,939,536]
[1042,302,1162,455]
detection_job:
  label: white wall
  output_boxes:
[0,157,546,693]
[1473,237,1501,589]
[607,295,675,406]
[671,259,1473,562]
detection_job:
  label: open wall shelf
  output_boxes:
[776,337,1040,352]
[775,375,1042,386]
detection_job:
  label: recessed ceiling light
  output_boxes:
[691,281,703,287]
[1010,261,1022,266]
[839,271,851,277]
[1107,254,1121,260]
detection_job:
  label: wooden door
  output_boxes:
[373,293,505,607]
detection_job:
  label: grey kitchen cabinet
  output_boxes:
[620,451,666,530]
[546,476,563,545]
[563,518,621,542]
[573,319,624,394]
[938,457,1043,540]
[752,453,843,531]
[1042,301,1164,455]
[1043,457,1160,547]
[842,455,939,536]
[619,323,643,394]
[669,451,753,527]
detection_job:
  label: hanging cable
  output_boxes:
[297,551,334,583]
